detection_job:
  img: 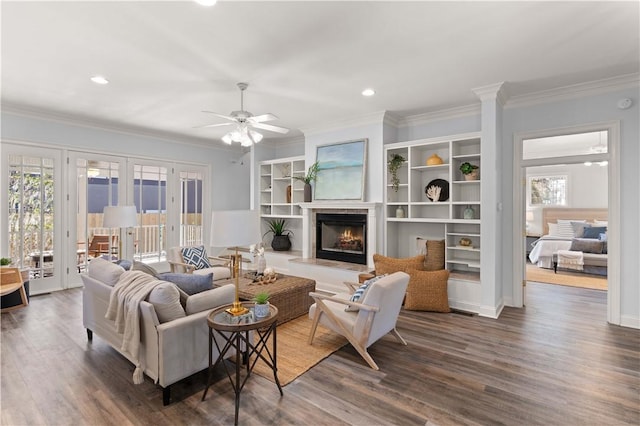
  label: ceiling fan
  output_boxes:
[198,82,289,146]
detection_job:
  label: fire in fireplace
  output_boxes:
[316,213,367,265]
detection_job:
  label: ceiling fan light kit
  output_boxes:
[202,82,289,147]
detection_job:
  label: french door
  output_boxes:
[1,144,63,294]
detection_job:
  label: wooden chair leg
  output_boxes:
[350,342,379,371]
[390,328,407,345]
[307,309,321,345]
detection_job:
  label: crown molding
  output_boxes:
[472,81,508,105]
[270,135,306,148]
[1,102,242,153]
[383,111,402,127]
[505,73,640,109]
[398,103,481,128]
[300,110,387,136]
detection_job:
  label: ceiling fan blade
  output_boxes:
[193,122,233,129]
[251,122,290,134]
[201,111,237,122]
[249,113,278,123]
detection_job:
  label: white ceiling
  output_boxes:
[2,1,638,147]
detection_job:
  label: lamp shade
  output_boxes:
[210,210,260,248]
[103,205,138,228]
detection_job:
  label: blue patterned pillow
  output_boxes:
[583,226,606,239]
[345,274,387,312]
[181,246,211,270]
[158,272,213,295]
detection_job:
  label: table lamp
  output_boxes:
[210,209,260,316]
[103,205,138,260]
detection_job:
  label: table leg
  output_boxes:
[272,323,283,395]
[234,332,241,426]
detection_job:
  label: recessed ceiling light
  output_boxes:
[90,75,109,85]
[362,88,375,97]
[195,0,217,6]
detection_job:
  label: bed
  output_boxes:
[528,208,608,276]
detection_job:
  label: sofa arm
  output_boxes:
[185,284,235,315]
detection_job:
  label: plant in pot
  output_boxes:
[459,162,479,181]
[253,291,271,318]
[263,219,293,251]
[387,153,406,192]
[292,161,319,202]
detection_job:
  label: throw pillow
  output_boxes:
[181,245,211,270]
[424,240,445,271]
[131,260,159,278]
[87,257,125,286]
[147,282,186,323]
[157,272,213,295]
[582,226,607,239]
[404,269,451,312]
[345,274,387,312]
[547,223,560,236]
[571,221,591,238]
[557,220,582,239]
[373,254,425,275]
[569,238,605,254]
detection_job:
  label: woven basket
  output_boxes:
[424,239,445,271]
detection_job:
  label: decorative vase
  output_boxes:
[256,255,266,274]
[463,205,475,220]
[426,153,444,166]
[303,183,312,202]
[464,169,479,181]
[254,302,270,318]
[286,185,292,203]
[395,206,405,218]
[271,235,291,251]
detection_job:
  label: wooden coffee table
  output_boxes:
[216,274,315,324]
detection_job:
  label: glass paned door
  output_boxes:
[2,146,62,293]
[180,170,204,246]
[132,164,167,263]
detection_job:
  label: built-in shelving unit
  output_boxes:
[384,132,481,280]
[259,156,306,218]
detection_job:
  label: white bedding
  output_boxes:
[528,236,572,269]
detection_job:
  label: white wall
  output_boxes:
[526,163,609,236]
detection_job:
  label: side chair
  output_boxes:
[308,271,410,370]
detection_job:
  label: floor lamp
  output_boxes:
[211,209,260,316]
[102,205,138,260]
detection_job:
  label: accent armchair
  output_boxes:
[308,271,410,370]
[166,246,232,281]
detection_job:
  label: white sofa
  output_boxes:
[81,258,236,405]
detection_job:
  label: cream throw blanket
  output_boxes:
[105,270,164,384]
[557,250,584,271]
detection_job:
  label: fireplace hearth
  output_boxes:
[316,213,367,265]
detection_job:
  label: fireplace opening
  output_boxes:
[316,213,367,265]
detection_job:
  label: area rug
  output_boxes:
[250,315,347,386]
[526,263,607,290]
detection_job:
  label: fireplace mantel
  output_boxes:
[299,202,382,267]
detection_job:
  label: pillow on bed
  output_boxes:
[571,221,591,238]
[582,226,607,239]
[547,223,560,236]
[569,238,605,254]
[557,220,583,239]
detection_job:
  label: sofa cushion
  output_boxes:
[88,257,125,286]
[147,282,186,323]
[405,269,451,312]
[185,284,234,315]
[181,246,211,270]
[131,260,159,278]
[373,254,425,275]
[157,272,213,295]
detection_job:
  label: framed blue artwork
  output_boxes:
[314,139,367,201]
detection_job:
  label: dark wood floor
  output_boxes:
[2,282,638,425]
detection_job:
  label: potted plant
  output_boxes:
[459,162,479,181]
[263,219,293,251]
[292,161,320,202]
[387,154,406,192]
[0,257,12,266]
[253,291,271,318]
